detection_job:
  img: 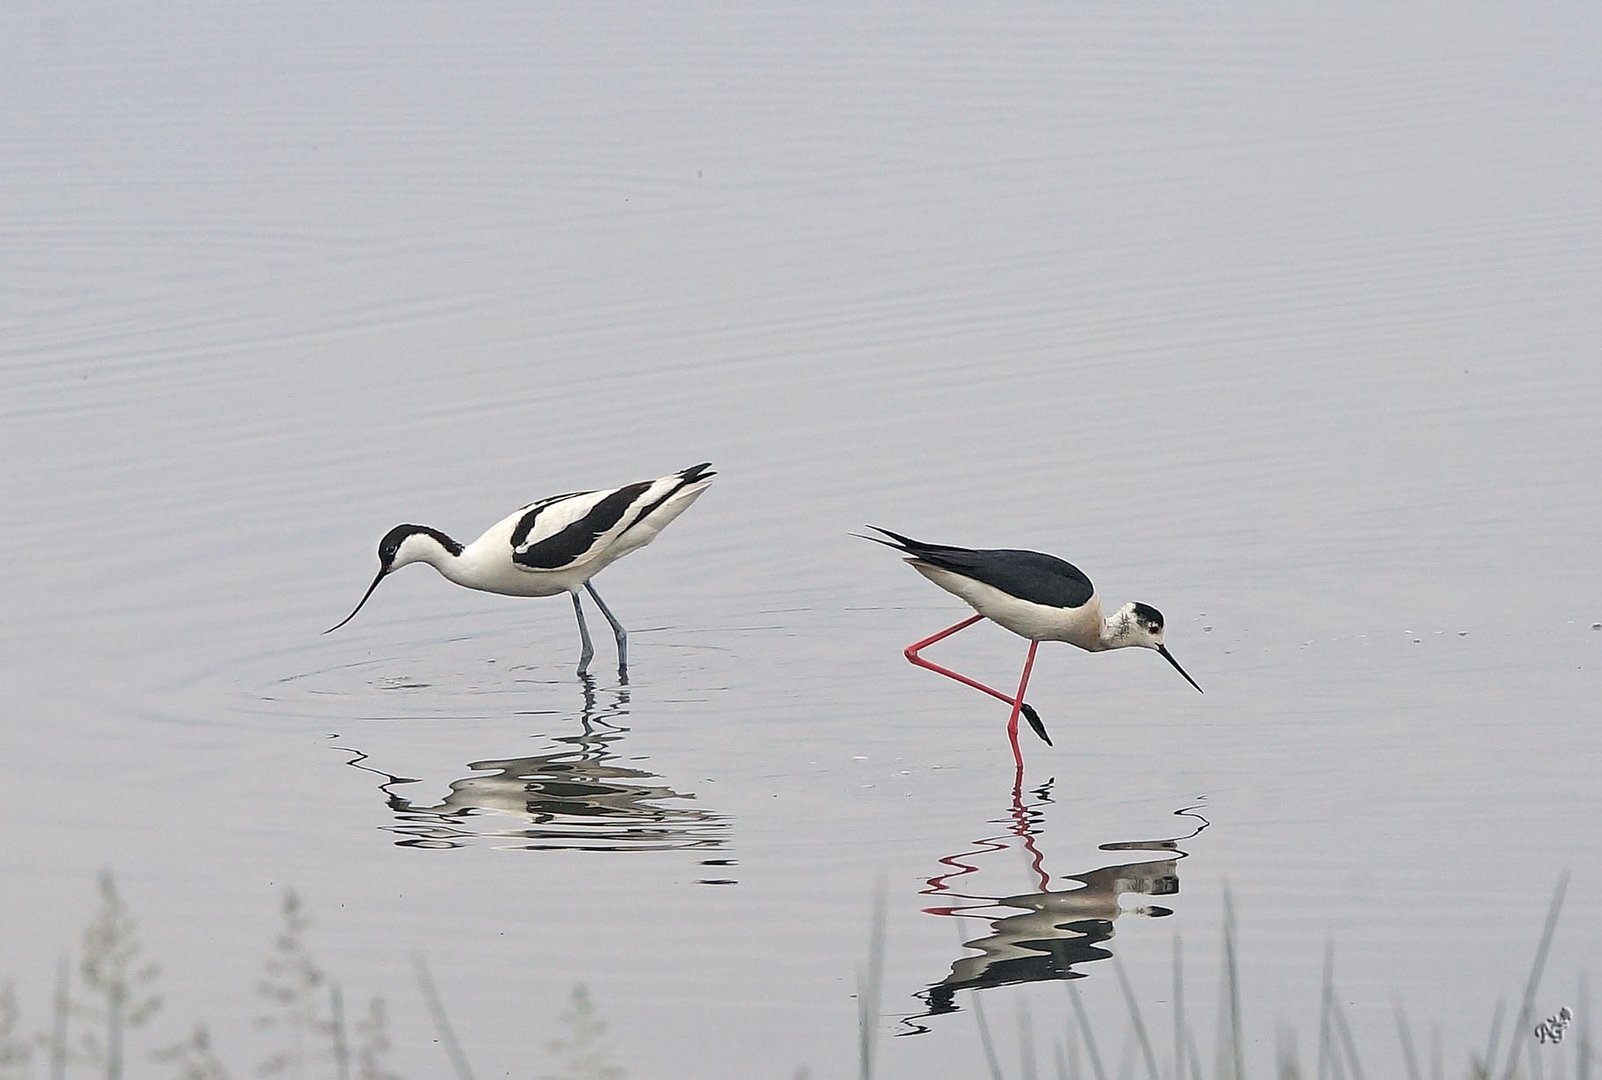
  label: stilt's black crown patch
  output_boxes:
[1130,602,1164,628]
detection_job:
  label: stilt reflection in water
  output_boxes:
[900,784,1208,1035]
[335,678,733,867]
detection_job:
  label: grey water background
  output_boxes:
[4,3,1601,1075]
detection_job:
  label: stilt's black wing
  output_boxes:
[862,526,1095,610]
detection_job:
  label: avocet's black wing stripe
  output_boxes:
[510,465,715,574]
[614,463,715,541]
[674,462,717,486]
[509,491,588,548]
[513,482,651,570]
[861,526,1095,609]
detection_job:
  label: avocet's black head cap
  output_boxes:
[325,524,453,636]
[376,524,461,569]
[1130,602,1164,629]
[378,524,426,569]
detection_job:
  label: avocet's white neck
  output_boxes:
[431,550,482,590]
[392,527,466,578]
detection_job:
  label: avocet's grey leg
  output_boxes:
[570,591,594,676]
[583,581,628,675]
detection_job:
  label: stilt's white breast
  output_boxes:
[910,561,1104,649]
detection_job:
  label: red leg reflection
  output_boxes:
[923,776,1053,912]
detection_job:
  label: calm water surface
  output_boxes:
[4,4,1601,1076]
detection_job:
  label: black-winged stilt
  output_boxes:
[326,463,715,677]
[861,526,1201,749]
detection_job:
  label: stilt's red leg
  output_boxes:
[1005,641,1040,742]
[904,615,1020,708]
[904,614,984,654]
[905,617,1051,747]
[909,618,1057,743]
[1003,641,1040,768]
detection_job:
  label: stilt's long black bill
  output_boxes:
[1020,702,1052,746]
[1158,644,1204,693]
[324,569,387,634]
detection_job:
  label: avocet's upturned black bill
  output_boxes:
[325,464,716,677]
[860,526,1202,749]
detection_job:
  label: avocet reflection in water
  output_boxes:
[335,680,733,867]
[901,783,1208,1034]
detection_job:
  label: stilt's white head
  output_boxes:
[1114,601,1204,694]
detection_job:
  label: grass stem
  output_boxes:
[411,955,476,1080]
[1500,872,1571,1080]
